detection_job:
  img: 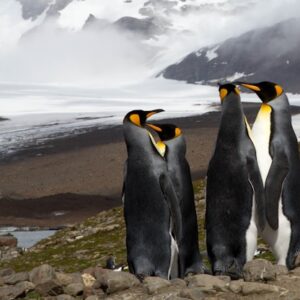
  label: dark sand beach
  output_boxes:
[0,103,299,227]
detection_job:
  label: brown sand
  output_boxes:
[0,103,299,227]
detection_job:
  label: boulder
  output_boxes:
[35,279,64,296]
[0,281,34,299]
[82,273,96,287]
[243,259,276,282]
[180,287,205,299]
[56,273,74,286]
[0,268,15,277]
[229,281,283,295]
[3,271,29,285]
[57,295,76,300]
[186,274,228,292]
[29,264,57,285]
[143,276,171,294]
[95,269,140,294]
[0,234,17,248]
[241,282,281,295]
[64,282,84,296]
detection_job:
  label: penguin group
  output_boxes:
[122,81,300,280]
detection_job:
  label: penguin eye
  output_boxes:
[129,114,141,127]
[275,85,283,97]
[219,89,228,101]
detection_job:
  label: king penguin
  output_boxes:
[123,109,182,280]
[237,81,300,269]
[206,83,265,279]
[146,123,207,277]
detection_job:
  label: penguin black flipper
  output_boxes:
[247,153,266,232]
[159,173,183,246]
[159,173,183,277]
[265,147,289,230]
[121,160,127,204]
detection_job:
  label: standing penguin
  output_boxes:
[146,123,207,277]
[123,109,182,280]
[206,83,265,279]
[237,81,300,269]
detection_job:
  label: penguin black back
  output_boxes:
[147,123,207,276]
[206,84,265,278]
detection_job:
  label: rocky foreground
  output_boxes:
[1,179,300,299]
[1,259,300,299]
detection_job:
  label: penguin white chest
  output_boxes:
[252,104,291,265]
[251,104,272,184]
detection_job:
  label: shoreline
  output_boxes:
[0,103,299,228]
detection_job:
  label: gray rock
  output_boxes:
[29,264,57,285]
[273,265,289,276]
[83,286,105,299]
[56,273,74,286]
[0,234,17,247]
[35,279,64,296]
[143,276,171,294]
[241,282,281,295]
[180,287,205,299]
[186,274,228,292]
[243,259,276,282]
[146,291,182,300]
[95,269,140,294]
[0,281,34,299]
[3,271,29,285]
[82,273,96,287]
[170,278,187,288]
[57,295,76,300]
[229,280,243,293]
[85,296,101,300]
[64,282,84,296]
[0,268,15,277]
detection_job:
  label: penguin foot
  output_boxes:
[214,260,243,280]
[135,274,146,282]
[293,252,300,268]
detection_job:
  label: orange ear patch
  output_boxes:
[219,88,228,101]
[129,114,141,126]
[275,85,283,96]
[175,127,182,137]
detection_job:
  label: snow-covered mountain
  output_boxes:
[161,18,300,92]
[1,0,300,87]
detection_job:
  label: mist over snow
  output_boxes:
[0,0,300,86]
[0,0,300,156]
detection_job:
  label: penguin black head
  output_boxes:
[123,109,164,127]
[146,123,182,141]
[218,83,240,102]
[235,81,284,103]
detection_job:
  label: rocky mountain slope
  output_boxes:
[161,18,300,93]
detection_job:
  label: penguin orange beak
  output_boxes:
[234,82,261,92]
[146,123,163,132]
[146,109,164,119]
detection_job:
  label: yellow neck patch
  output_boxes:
[260,103,272,114]
[156,141,166,157]
[219,88,228,101]
[129,114,141,126]
[148,132,166,157]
